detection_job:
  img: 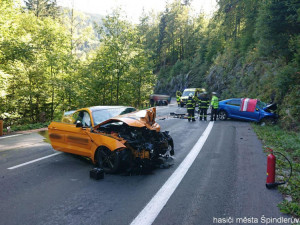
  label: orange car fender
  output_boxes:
[89,133,126,163]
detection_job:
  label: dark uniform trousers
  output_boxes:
[211,107,218,121]
[199,97,209,121]
[187,97,195,121]
[199,108,208,120]
[188,108,195,121]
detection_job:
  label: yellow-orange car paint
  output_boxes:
[48,107,160,164]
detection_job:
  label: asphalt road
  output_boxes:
[0,100,290,225]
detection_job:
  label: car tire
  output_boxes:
[218,110,228,120]
[97,147,120,174]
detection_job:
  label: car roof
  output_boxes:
[88,106,135,112]
[220,98,241,102]
[183,88,197,91]
[226,98,241,101]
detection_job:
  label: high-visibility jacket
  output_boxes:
[199,97,209,109]
[211,96,219,109]
[176,95,181,102]
[186,97,195,110]
[193,96,199,105]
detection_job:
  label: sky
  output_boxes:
[57,0,218,23]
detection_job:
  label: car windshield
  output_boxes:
[182,91,195,97]
[92,108,136,125]
[256,101,267,109]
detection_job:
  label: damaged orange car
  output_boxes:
[48,106,174,173]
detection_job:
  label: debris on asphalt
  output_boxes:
[170,112,187,119]
[90,168,104,180]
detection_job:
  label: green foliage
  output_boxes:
[253,124,300,217]
[0,2,96,128]
[1,0,299,134]
[25,0,60,18]
[278,201,300,218]
[254,0,300,60]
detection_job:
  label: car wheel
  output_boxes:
[97,147,120,174]
[218,110,228,120]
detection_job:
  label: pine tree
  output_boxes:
[25,0,60,18]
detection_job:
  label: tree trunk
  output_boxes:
[29,73,34,123]
[138,73,142,107]
[51,65,54,120]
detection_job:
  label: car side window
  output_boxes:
[72,112,81,124]
[73,111,91,127]
[62,115,75,124]
[82,111,91,127]
[227,100,241,106]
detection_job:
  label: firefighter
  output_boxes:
[193,93,199,108]
[187,93,196,122]
[210,92,219,121]
[176,91,182,107]
[199,92,209,121]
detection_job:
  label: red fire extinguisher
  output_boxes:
[266,148,292,189]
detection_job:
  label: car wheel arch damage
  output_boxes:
[93,121,175,173]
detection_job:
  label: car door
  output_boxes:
[65,110,93,157]
[226,99,260,121]
[49,110,92,157]
[225,99,242,118]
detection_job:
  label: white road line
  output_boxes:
[0,134,23,139]
[130,122,214,225]
[7,152,62,170]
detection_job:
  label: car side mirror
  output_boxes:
[76,120,83,127]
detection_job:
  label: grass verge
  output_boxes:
[252,124,300,218]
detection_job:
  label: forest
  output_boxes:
[0,0,299,130]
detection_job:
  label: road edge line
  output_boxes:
[130,121,214,225]
[0,134,23,139]
[7,152,62,170]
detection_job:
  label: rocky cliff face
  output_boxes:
[154,50,299,130]
[155,71,192,96]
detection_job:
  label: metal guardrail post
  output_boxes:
[0,120,3,136]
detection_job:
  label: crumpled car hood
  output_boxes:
[93,107,160,132]
[263,103,277,111]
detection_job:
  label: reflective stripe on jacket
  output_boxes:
[193,96,199,105]
[187,97,195,109]
[199,97,209,109]
[211,96,219,109]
